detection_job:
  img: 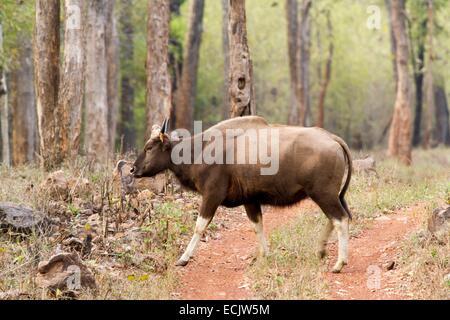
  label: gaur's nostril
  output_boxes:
[130,166,136,174]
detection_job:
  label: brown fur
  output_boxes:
[133,116,352,223]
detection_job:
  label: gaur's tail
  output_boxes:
[332,135,353,220]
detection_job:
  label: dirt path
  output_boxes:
[174,202,423,300]
[324,203,424,300]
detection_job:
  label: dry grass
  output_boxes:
[0,159,196,300]
[248,148,450,299]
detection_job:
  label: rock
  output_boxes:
[36,252,96,292]
[0,202,46,232]
[39,170,70,200]
[428,206,450,238]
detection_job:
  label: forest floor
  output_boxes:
[0,148,449,300]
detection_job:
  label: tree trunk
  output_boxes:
[286,0,299,125]
[222,0,230,120]
[12,35,37,165]
[434,84,450,146]
[385,0,398,87]
[316,10,333,128]
[0,22,10,166]
[175,0,205,132]
[146,0,172,139]
[85,1,109,162]
[387,0,412,165]
[412,42,425,146]
[298,0,312,126]
[228,0,255,118]
[106,0,120,152]
[34,0,61,170]
[119,0,136,153]
[422,0,434,149]
[59,0,85,160]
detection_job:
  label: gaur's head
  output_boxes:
[131,119,172,178]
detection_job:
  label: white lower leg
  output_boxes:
[253,216,269,257]
[318,220,334,258]
[332,217,349,273]
[178,216,210,264]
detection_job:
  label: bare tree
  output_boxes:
[316,10,333,128]
[85,1,109,161]
[175,0,205,131]
[119,0,136,152]
[34,0,61,170]
[228,0,255,117]
[12,35,37,165]
[59,0,85,159]
[106,0,120,152]
[388,0,412,165]
[286,0,299,125]
[0,22,10,165]
[146,0,172,138]
[222,0,230,119]
[286,0,311,126]
[434,84,450,146]
[422,0,434,149]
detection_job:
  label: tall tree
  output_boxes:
[316,10,333,128]
[12,35,37,165]
[59,0,85,159]
[286,0,299,125]
[388,0,412,165]
[228,0,255,117]
[434,83,450,146]
[221,0,230,119]
[85,1,109,161]
[106,0,120,152]
[286,0,311,126]
[34,0,61,170]
[146,0,172,138]
[119,0,136,153]
[0,21,10,166]
[422,0,434,149]
[175,0,205,131]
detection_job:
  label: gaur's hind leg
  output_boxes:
[244,203,269,257]
[317,219,334,259]
[313,197,349,273]
[176,196,220,267]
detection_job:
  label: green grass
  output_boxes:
[248,148,450,299]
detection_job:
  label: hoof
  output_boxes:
[175,259,189,267]
[331,261,347,273]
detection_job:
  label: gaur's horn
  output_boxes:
[161,118,169,134]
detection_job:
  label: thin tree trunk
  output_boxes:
[85,1,109,162]
[0,20,10,166]
[388,0,412,165]
[175,0,205,132]
[316,10,333,128]
[119,0,135,153]
[297,0,312,126]
[412,42,425,146]
[385,0,398,87]
[222,0,230,120]
[422,0,434,149]
[434,84,450,146]
[59,0,85,159]
[34,0,61,170]
[106,0,120,152]
[12,35,37,165]
[228,0,255,117]
[146,0,172,139]
[286,0,299,125]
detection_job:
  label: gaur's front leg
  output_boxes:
[175,195,221,267]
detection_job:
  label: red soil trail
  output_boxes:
[174,202,423,300]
